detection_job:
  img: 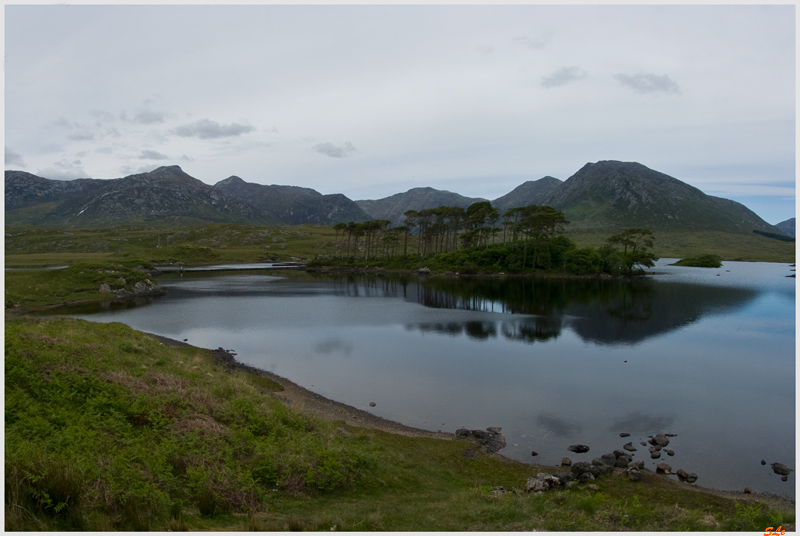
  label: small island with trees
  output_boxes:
[318,202,657,276]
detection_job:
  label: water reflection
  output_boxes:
[609,413,676,435]
[317,275,759,346]
[536,414,582,438]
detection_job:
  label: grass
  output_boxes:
[565,229,795,263]
[5,222,794,271]
[671,254,723,268]
[4,314,796,531]
[5,260,159,309]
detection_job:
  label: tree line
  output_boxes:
[328,202,656,276]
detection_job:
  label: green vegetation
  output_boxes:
[672,254,723,268]
[5,216,794,273]
[6,315,794,531]
[5,261,159,309]
[752,229,795,242]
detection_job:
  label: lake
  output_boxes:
[52,259,796,497]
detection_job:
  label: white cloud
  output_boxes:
[139,149,169,160]
[614,73,681,95]
[173,119,255,139]
[314,142,356,158]
[541,67,587,88]
[132,109,165,124]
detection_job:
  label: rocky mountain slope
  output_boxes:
[356,187,487,226]
[490,176,562,213]
[214,176,370,225]
[14,166,265,226]
[536,161,780,233]
[5,170,106,211]
[775,218,795,238]
[5,161,788,237]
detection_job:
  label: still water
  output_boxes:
[54,259,795,496]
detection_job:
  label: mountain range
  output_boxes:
[4,161,789,237]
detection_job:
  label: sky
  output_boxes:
[4,4,796,224]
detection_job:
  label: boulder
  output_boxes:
[676,469,689,480]
[771,463,793,476]
[454,427,507,453]
[570,462,593,475]
[623,442,637,452]
[595,463,614,476]
[685,473,698,484]
[614,455,633,468]
[619,432,631,437]
[561,457,572,466]
[664,449,675,456]
[525,473,562,492]
[568,444,590,454]
[98,283,112,293]
[630,460,645,470]
[599,453,618,467]
[578,472,595,483]
[627,468,643,482]
[656,462,672,474]
[653,434,670,447]
[554,470,574,483]
[650,451,661,459]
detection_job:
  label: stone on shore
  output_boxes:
[454,427,506,453]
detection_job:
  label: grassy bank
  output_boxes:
[4,261,161,309]
[5,223,795,270]
[5,315,795,531]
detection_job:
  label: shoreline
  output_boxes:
[146,332,453,441]
[146,332,795,509]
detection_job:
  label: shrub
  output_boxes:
[671,254,722,268]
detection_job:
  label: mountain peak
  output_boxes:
[215,175,246,187]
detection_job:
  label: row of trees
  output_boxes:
[332,202,570,261]
[328,202,656,276]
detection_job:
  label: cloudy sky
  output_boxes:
[4,4,795,224]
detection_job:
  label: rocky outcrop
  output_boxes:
[455,427,507,453]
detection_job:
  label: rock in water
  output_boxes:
[685,473,698,483]
[656,462,672,474]
[623,442,637,452]
[568,444,590,453]
[619,432,630,437]
[771,463,793,476]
